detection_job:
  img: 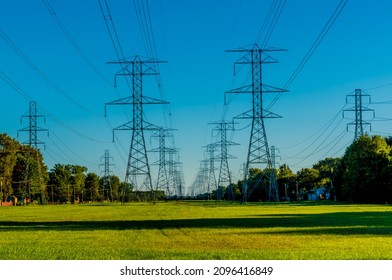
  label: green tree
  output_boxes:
[119,181,133,202]
[313,157,341,187]
[85,172,100,201]
[0,134,20,200]
[341,134,391,203]
[277,164,297,200]
[99,175,120,201]
[297,168,320,192]
[12,145,48,203]
[48,164,72,203]
[71,165,87,202]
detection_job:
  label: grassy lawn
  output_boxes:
[0,201,391,260]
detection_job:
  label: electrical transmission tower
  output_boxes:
[206,144,217,199]
[270,145,281,200]
[18,101,48,149]
[163,146,184,197]
[105,56,168,193]
[194,159,209,198]
[99,149,115,201]
[209,120,239,200]
[151,128,172,196]
[226,44,287,203]
[343,89,374,140]
[17,101,48,203]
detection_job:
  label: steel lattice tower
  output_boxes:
[206,144,217,199]
[105,56,168,192]
[99,149,114,200]
[166,147,184,197]
[151,128,171,196]
[210,121,239,200]
[226,44,287,202]
[17,101,48,202]
[269,145,279,200]
[18,101,48,149]
[198,159,209,197]
[343,89,374,140]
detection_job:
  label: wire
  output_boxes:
[289,117,345,164]
[291,129,347,167]
[41,0,112,86]
[259,0,287,46]
[267,0,349,110]
[45,122,98,166]
[280,104,346,150]
[38,107,111,144]
[0,70,33,102]
[0,27,98,116]
[318,130,349,160]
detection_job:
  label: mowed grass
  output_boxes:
[1,201,392,260]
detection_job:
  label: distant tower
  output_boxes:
[99,149,114,201]
[17,101,48,201]
[167,148,184,198]
[226,44,287,203]
[343,89,374,140]
[210,120,238,200]
[198,159,209,197]
[269,145,280,201]
[206,144,217,199]
[18,101,48,149]
[151,128,171,196]
[105,56,168,193]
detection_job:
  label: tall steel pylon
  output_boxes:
[17,101,48,202]
[343,89,374,140]
[167,147,184,197]
[269,145,280,201]
[226,44,287,203]
[151,128,172,196]
[209,120,238,200]
[206,144,217,199]
[191,159,209,197]
[18,101,48,149]
[99,149,114,200]
[105,56,168,192]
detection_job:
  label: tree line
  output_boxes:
[2,132,392,204]
[206,134,392,204]
[0,133,164,204]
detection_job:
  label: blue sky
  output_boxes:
[1,0,392,194]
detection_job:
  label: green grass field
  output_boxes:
[0,201,391,260]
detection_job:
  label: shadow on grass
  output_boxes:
[1,211,392,235]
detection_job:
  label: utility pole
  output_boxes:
[343,89,374,140]
[209,120,239,200]
[105,56,168,196]
[226,44,287,203]
[99,149,114,201]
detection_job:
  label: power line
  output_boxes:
[0,68,110,144]
[281,105,346,156]
[0,26,98,115]
[98,0,126,61]
[267,0,349,110]
[41,0,112,86]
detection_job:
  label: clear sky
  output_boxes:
[1,0,392,194]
